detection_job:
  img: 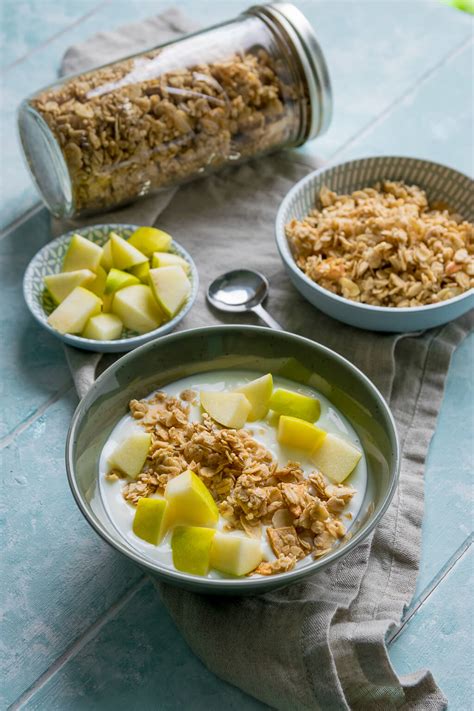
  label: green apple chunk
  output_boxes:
[108,431,151,479]
[278,415,327,451]
[171,525,216,576]
[165,469,218,526]
[112,285,163,333]
[311,434,362,484]
[82,313,123,341]
[148,266,191,318]
[63,233,103,272]
[110,232,147,270]
[132,497,168,545]
[211,533,263,576]
[151,252,190,274]
[105,268,140,294]
[88,265,107,297]
[47,287,102,334]
[200,391,251,429]
[235,373,273,421]
[269,388,321,422]
[128,226,172,256]
[44,269,95,304]
[129,261,150,283]
[100,239,114,271]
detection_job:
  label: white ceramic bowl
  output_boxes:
[276,156,473,332]
[23,223,199,352]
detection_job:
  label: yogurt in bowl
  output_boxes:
[66,325,400,595]
[66,326,400,595]
[99,369,370,579]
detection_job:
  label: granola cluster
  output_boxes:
[286,181,474,307]
[122,391,354,576]
[32,48,300,214]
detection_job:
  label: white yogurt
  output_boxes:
[99,370,368,577]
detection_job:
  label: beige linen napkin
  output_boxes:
[55,12,473,709]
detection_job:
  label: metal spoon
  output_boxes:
[207,269,283,330]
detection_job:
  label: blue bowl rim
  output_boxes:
[22,223,199,350]
[66,324,401,592]
[275,155,474,315]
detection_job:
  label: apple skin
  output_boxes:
[108,431,151,479]
[269,388,321,422]
[102,293,114,313]
[235,373,273,421]
[132,497,169,545]
[148,266,191,318]
[47,286,102,335]
[171,525,216,576]
[165,470,219,527]
[210,533,263,576]
[311,434,362,484]
[88,265,108,297]
[110,232,148,270]
[130,261,150,284]
[277,415,327,451]
[128,226,172,256]
[63,233,103,273]
[104,268,140,294]
[200,391,251,429]
[100,239,114,271]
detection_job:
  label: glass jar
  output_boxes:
[18,3,332,218]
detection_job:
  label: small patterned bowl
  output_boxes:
[23,223,199,352]
[276,156,473,332]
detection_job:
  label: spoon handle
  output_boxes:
[252,303,284,331]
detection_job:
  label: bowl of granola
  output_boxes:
[276,156,473,332]
[66,325,399,594]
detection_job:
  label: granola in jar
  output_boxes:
[19,5,332,217]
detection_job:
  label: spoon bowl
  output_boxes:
[207,269,269,312]
[207,269,283,330]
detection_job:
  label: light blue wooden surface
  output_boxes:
[1,1,472,709]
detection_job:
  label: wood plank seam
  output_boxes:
[387,532,473,645]
[0,381,73,450]
[330,34,473,162]
[0,204,43,242]
[1,1,110,73]
[8,576,147,711]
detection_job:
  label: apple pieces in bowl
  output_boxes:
[46,228,191,338]
[23,224,198,352]
[102,371,364,579]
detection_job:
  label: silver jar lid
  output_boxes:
[246,3,332,141]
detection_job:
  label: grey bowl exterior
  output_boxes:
[276,156,474,332]
[66,325,400,595]
[23,223,199,352]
